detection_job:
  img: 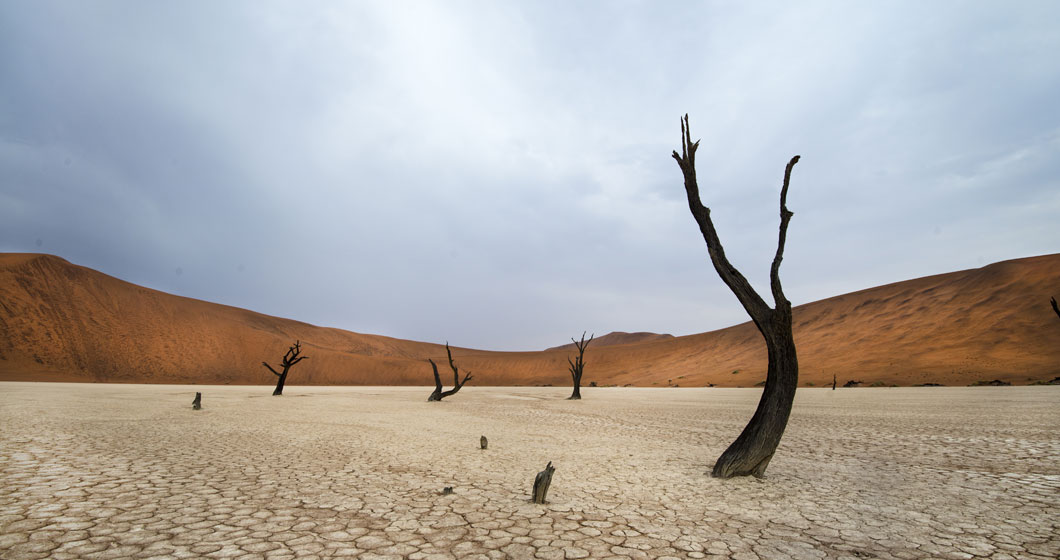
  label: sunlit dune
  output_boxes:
[0,253,1057,387]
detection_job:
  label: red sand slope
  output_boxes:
[1,253,1057,387]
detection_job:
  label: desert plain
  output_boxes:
[1,383,1057,560]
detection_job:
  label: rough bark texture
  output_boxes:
[427,343,472,401]
[567,332,594,400]
[192,392,202,410]
[672,114,801,479]
[532,462,555,504]
[262,341,308,396]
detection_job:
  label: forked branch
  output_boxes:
[428,342,472,401]
[769,156,800,310]
[264,340,308,396]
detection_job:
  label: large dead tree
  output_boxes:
[567,331,594,400]
[672,114,801,478]
[262,340,308,396]
[428,343,472,401]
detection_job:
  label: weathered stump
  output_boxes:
[192,392,202,410]
[532,462,555,504]
[442,486,454,495]
[480,435,488,450]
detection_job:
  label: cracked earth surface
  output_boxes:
[1,383,1057,559]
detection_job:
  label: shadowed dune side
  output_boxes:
[1,253,1058,386]
[545,331,675,351]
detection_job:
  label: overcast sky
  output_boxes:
[2,1,1058,351]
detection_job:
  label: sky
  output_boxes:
[2,1,1058,351]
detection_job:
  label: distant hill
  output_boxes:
[546,332,675,351]
[1,253,1058,387]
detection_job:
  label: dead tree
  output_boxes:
[192,392,202,410]
[673,114,801,478]
[1051,297,1060,320]
[532,462,555,504]
[262,340,308,396]
[567,332,594,400]
[427,343,472,401]
[832,373,837,391]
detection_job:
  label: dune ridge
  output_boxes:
[1,252,1058,387]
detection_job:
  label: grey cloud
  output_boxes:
[2,1,1058,351]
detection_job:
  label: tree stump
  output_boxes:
[480,435,488,450]
[192,392,202,410]
[532,462,555,504]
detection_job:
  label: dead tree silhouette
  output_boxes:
[567,332,594,400]
[428,343,472,401]
[672,114,801,478]
[262,341,308,396]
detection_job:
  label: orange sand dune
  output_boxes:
[1,253,1058,387]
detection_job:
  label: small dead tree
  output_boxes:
[192,392,202,410]
[1051,297,1059,320]
[262,340,308,396]
[428,343,472,401]
[832,373,837,391]
[532,461,555,504]
[567,331,594,400]
[673,114,801,478]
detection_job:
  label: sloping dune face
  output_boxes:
[1,253,1058,386]
[0,254,446,385]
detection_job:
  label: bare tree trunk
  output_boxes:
[427,343,472,401]
[567,332,593,400]
[672,114,801,478]
[712,320,798,478]
[263,341,308,396]
[832,373,837,391]
[192,392,202,410]
[272,373,288,396]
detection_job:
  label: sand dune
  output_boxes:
[1,252,1058,387]
[545,331,675,351]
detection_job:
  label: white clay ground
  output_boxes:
[1,383,1057,559]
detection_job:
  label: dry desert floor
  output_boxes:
[1,383,1057,560]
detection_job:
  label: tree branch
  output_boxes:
[428,359,443,393]
[445,342,463,386]
[673,114,771,324]
[262,362,281,377]
[769,155,800,310]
